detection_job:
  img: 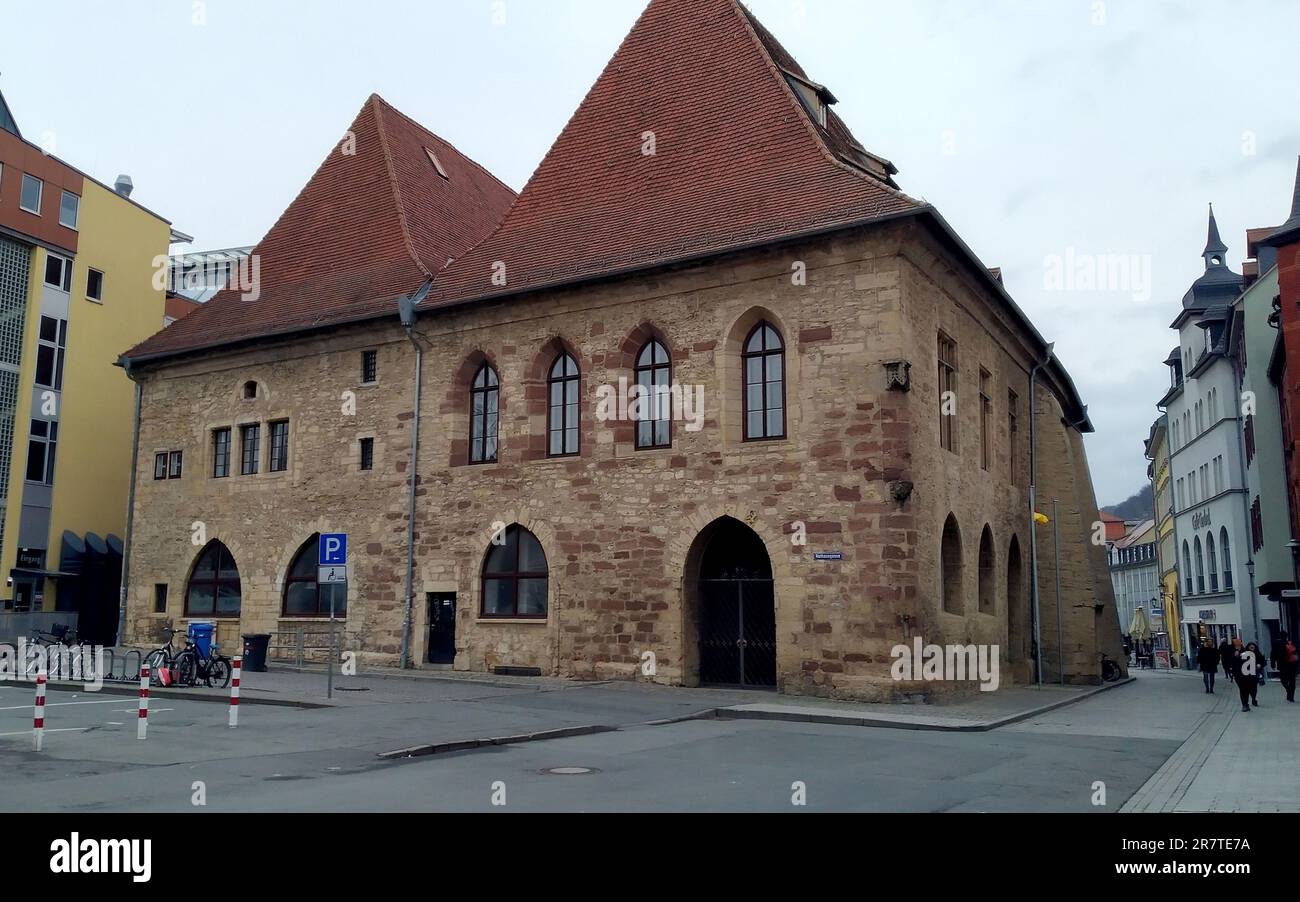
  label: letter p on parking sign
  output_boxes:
[320,534,347,566]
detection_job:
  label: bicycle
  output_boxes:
[1100,652,1122,683]
[143,627,182,686]
[174,634,232,688]
[23,624,82,679]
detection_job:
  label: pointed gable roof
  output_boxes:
[124,95,515,362]
[424,0,921,308]
[1265,156,1300,248]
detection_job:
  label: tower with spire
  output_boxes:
[1160,202,1258,657]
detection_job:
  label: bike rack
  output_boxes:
[96,647,116,683]
[119,649,143,683]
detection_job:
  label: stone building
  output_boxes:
[119,0,1121,699]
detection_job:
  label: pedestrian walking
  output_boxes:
[1244,642,1266,708]
[1198,639,1220,693]
[1219,638,1234,679]
[1272,632,1298,703]
[1228,637,1253,713]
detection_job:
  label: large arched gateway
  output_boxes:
[686,517,776,689]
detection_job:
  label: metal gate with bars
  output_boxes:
[698,577,775,688]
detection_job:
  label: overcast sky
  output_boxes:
[3,0,1298,505]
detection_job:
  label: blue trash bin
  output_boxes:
[188,622,215,659]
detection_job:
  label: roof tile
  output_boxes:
[423,0,920,308]
[125,95,515,360]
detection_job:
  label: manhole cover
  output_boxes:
[541,766,599,776]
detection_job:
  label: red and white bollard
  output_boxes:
[33,673,47,751]
[138,665,150,740]
[228,656,241,728]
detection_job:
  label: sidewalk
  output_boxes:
[45,661,1132,730]
[1122,670,1299,812]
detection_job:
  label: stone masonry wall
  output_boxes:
[125,220,1114,699]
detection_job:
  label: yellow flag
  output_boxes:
[1034,512,1050,525]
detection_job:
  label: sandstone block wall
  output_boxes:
[125,221,1119,698]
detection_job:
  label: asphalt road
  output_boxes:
[0,673,1203,812]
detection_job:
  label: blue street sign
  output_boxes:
[319,533,347,566]
[814,552,844,561]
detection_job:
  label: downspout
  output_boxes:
[1028,344,1055,687]
[397,281,432,670]
[117,362,142,646]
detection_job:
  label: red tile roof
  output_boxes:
[422,0,921,309]
[125,94,515,361]
[164,292,201,322]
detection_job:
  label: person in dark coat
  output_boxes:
[1198,639,1221,693]
[1228,638,1252,712]
[1272,632,1298,703]
[1218,638,1234,679]
[1244,642,1266,707]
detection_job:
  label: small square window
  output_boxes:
[154,584,168,614]
[59,191,79,230]
[20,174,42,214]
[360,437,374,471]
[362,350,378,384]
[87,269,103,301]
[44,255,71,291]
[168,450,183,479]
[154,453,167,480]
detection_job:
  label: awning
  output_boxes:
[10,567,79,580]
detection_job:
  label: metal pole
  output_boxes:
[117,377,143,646]
[1029,347,1054,687]
[327,585,336,699]
[1053,498,1064,685]
[399,334,424,669]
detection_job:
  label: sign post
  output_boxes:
[319,534,347,699]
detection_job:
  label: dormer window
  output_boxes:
[783,72,830,128]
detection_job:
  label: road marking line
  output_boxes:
[0,699,122,711]
[0,727,88,737]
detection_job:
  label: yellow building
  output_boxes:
[1146,416,1184,665]
[0,89,172,642]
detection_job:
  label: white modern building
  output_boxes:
[1160,208,1262,651]
[167,245,254,303]
[1107,519,1159,638]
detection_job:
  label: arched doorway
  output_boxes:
[689,517,776,688]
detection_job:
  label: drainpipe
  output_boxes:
[397,281,432,670]
[117,364,143,647]
[1028,343,1055,687]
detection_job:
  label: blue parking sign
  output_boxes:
[319,533,347,566]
